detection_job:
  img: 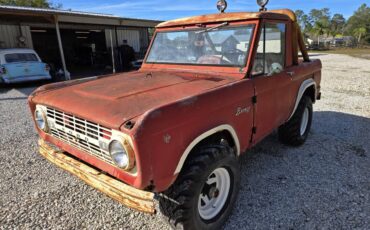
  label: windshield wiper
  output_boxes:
[195,22,229,34]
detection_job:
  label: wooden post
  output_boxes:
[110,29,116,74]
[54,15,70,80]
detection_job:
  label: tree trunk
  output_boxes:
[358,34,362,48]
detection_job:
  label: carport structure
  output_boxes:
[0,5,161,79]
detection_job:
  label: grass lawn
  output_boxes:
[308,48,370,60]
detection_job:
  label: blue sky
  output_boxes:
[61,0,369,20]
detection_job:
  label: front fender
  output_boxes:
[132,79,254,192]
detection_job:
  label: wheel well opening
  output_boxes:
[175,129,238,175]
[189,130,236,157]
[304,85,316,103]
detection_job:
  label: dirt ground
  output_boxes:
[0,53,369,229]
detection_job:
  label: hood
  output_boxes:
[31,71,236,129]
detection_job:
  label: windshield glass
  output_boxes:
[146,25,254,67]
[5,53,39,63]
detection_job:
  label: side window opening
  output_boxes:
[252,23,286,76]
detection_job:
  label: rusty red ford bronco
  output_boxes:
[29,1,321,229]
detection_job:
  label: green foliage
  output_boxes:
[295,10,312,34]
[0,0,62,8]
[353,27,367,43]
[331,14,346,36]
[309,8,331,37]
[345,4,370,44]
[295,4,370,44]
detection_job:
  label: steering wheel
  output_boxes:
[221,49,244,64]
[220,55,233,65]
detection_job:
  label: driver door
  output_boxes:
[251,22,293,144]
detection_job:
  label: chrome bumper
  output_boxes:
[2,75,51,83]
[38,139,155,214]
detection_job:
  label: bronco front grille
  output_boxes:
[45,107,114,165]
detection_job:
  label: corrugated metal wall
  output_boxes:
[105,28,149,52]
[119,29,140,52]
[139,28,149,50]
[0,24,33,49]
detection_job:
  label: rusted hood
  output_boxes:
[31,71,235,129]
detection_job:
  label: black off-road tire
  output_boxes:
[158,144,240,230]
[278,96,313,146]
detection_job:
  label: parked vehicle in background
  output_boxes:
[131,59,143,70]
[0,49,51,84]
[29,1,322,229]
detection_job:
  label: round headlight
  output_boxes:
[109,140,131,169]
[35,108,48,132]
[216,0,227,13]
[257,0,269,7]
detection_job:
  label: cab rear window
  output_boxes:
[5,53,38,63]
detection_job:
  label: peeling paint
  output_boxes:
[163,134,171,144]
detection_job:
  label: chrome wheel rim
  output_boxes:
[198,167,231,220]
[300,108,309,136]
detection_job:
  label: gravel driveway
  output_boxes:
[1,54,369,229]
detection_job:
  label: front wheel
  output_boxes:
[158,144,240,230]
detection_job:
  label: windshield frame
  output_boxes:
[144,24,256,68]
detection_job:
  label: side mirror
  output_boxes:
[268,63,283,76]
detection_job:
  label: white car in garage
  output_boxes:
[0,48,51,84]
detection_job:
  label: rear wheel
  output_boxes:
[158,144,240,230]
[278,96,313,146]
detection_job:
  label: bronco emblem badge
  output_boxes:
[235,106,251,116]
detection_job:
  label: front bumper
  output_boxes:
[38,139,155,214]
[2,75,51,83]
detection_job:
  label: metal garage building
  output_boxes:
[0,5,160,79]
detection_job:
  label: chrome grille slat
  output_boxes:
[46,107,114,165]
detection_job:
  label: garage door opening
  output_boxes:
[31,27,113,79]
